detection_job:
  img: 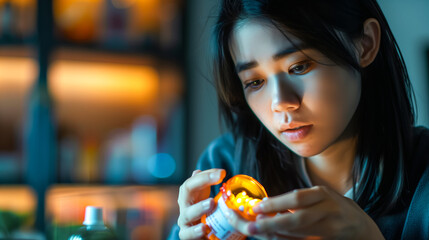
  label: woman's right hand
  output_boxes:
[177,168,226,239]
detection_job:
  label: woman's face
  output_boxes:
[229,19,361,157]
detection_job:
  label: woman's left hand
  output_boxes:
[228,186,385,240]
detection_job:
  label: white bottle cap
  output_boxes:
[83,206,105,226]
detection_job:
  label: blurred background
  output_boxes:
[0,0,428,239]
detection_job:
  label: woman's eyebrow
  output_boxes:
[235,44,308,73]
[235,61,258,73]
[272,46,306,60]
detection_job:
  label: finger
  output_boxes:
[251,230,307,240]
[223,208,252,236]
[179,169,226,206]
[256,213,270,220]
[248,200,331,235]
[274,233,321,240]
[178,198,214,226]
[183,169,226,193]
[178,223,207,240]
[192,169,201,176]
[276,217,337,239]
[253,186,327,214]
[280,200,346,237]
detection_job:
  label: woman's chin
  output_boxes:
[287,144,322,158]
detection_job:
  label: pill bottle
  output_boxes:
[201,174,268,240]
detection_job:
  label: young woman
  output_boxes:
[172,0,429,239]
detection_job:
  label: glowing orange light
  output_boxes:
[0,186,36,214]
[49,60,159,106]
[53,0,103,42]
[221,176,267,221]
[201,175,268,240]
[0,56,37,90]
[0,56,37,120]
[229,190,262,216]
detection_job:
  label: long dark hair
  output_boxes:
[212,0,415,217]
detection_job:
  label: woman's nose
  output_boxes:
[270,74,300,112]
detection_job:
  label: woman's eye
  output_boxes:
[289,62,311,75]
[244,79,264,89]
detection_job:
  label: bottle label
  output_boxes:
[205,197,246,240]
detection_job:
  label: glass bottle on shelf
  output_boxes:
[68,206,117,240]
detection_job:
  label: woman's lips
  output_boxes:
[281,125,312,142]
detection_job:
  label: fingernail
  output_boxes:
[202,199,212,211]
[209,171,220,181]
[194,223,204,235]
[253,202,265,213]
[192,170,199,176]
[248,222,260,234]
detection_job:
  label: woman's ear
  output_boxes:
[357,18,381,68]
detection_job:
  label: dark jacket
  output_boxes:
[169,127,429,239]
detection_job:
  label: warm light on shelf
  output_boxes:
[0,56,36,122]
[53,0,103,42]
[46,185,179,240]
[0,186,36,214]
[0,56,37,91]
[0,0,35,7]
[49,60,159,106]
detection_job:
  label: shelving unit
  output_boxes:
[0,0,187,237]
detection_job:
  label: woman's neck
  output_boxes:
[305,136,357,195]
